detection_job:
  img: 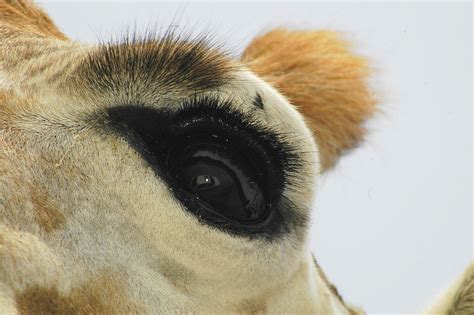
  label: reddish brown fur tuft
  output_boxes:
[242,29,376,171]
[0,0,67,40]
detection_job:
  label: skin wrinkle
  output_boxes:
[158,255,196,295]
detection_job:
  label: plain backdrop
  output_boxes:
[40,1,472,314]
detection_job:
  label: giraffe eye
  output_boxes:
[170,137,266,222]
[107,101,291,236]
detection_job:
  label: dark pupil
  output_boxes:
[178,145,265,222]
[192,174,219,190]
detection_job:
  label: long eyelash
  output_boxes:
[171,94,305,176]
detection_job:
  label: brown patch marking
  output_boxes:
[237,298,267,315]
[16,271,143,314]
[30,187,65,233]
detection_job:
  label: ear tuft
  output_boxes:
[0,0,67,40]
[241,29,376,172]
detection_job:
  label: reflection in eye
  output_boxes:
[176,143,266,222]
[191,174,221,191]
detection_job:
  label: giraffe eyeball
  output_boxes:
[169,132,268,223]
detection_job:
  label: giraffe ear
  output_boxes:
[241,29,376,172]
[0,0,67,40]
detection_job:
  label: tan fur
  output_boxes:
[0,1,467,314]
[424,263,474,315]
[242,29,376,171]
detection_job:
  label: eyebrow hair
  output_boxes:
[76,33,238,96]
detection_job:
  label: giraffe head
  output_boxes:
[0,1,375,313]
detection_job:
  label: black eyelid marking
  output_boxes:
[105,96,307,239]
[253,93,264,109]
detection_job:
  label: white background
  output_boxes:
[40,2,472,314]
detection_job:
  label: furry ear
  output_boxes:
[241,29,376,172]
